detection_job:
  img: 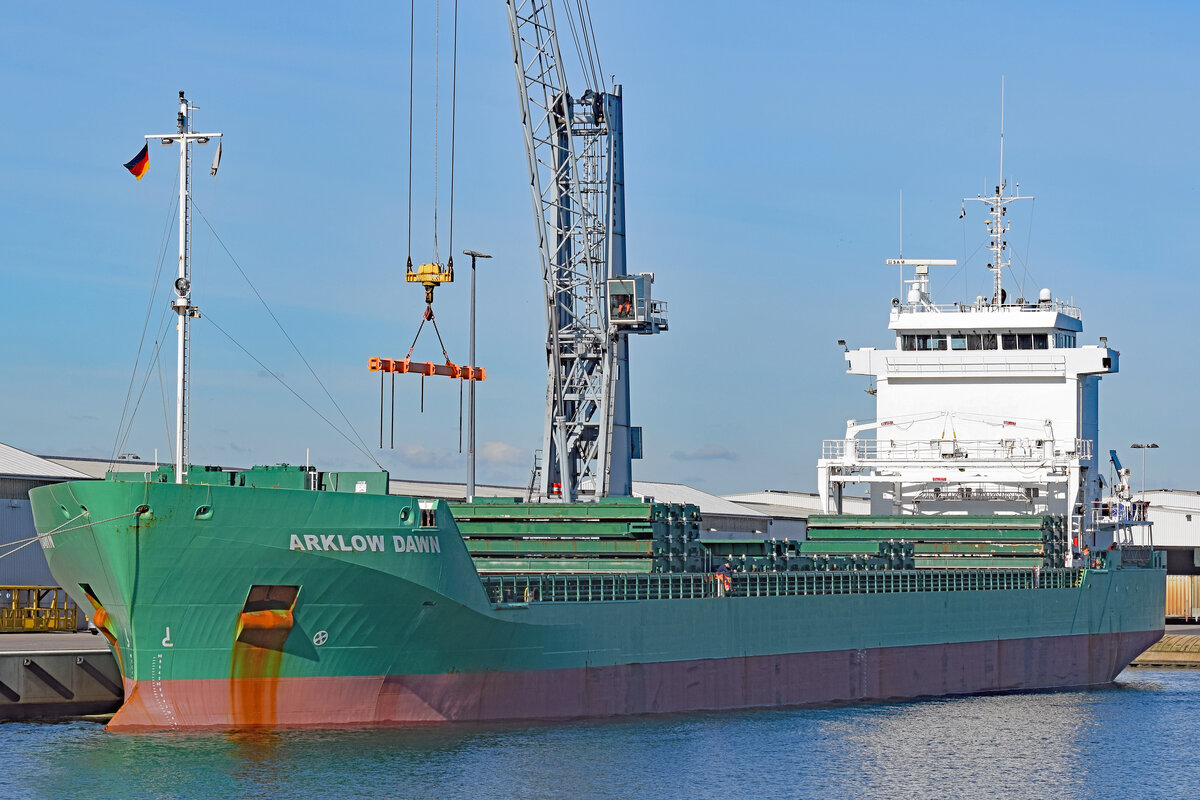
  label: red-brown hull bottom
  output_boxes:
[108,629,1162,730]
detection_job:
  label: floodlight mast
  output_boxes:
[506,0,666,502]
[144,91,221,484]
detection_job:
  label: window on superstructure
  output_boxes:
[902,335,916,351]
[1018,334,1033,350]
[951,335,967,350]
[1033,334,1048,349]
[1002,334,1017,350]
[914,334,946,351]
[982,334,997,350]
[966,334,981,349]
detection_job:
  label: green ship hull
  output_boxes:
[29,475,1165,730]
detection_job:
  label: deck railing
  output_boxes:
[480,568,1083,605]
[821,438,1092,464]
[894,299,1082,319]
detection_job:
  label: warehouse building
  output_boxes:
[0,442,90,585]
[1140,489,1200,575]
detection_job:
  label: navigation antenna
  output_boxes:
[145,92,221,484]
[962,77,1032,306]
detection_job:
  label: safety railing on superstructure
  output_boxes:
[821,438,1093,464]
[480,568,1083,605]
[0,586,78,633]
[885,357,1067,376]
[894,299,1082,320]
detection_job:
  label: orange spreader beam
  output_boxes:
[369,357,486,381]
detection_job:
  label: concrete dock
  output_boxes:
[1129,623,1200,668]
[0,632,122,720]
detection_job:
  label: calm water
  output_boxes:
[3,668,1197,799]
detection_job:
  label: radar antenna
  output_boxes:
[962,77,1033,306]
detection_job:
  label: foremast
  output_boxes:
[145,92,221,484]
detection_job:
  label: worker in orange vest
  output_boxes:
[715,560,732,596]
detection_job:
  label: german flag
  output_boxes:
[123,144,149,180]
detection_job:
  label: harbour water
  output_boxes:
[3,667,1197,799]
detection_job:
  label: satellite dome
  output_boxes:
[1039,288,1052,302]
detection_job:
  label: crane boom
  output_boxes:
[506,0,665,502]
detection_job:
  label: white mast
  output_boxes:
[145,91,221,484]
[963,78,1032,306]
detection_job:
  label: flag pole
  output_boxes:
[143,91,222,484]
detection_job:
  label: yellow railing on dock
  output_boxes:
[0,586,78,633]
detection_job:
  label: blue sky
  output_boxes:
[1,1,1197,493]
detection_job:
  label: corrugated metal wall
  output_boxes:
[0,477,41,500]
[0,498,54,585]
[1166,575,1200,621]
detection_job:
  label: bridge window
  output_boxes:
[903,334,946,351]
[1033,333,1048,349]
[905,333,995,351]
[1002,334,1017,349]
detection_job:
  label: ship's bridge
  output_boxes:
[822,259,1119,554]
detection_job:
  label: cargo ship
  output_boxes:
[29,170,1166,729]
[29,13,1164,728]
[28,472,1165,729]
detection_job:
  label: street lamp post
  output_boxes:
[463,249,492,502]
[1130,442,1159,503]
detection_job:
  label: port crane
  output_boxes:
[506,0,666,502]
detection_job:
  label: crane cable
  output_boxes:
[406,0,414,274]
[574,0,602,92]
[432,0,440,266]
[580,0,606,92]
[450,0,460,450]
[385,0,463,436]
[449,0,458,260]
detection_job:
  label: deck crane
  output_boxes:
[506,0,667,502]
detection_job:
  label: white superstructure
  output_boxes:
[817,161,1135,563]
